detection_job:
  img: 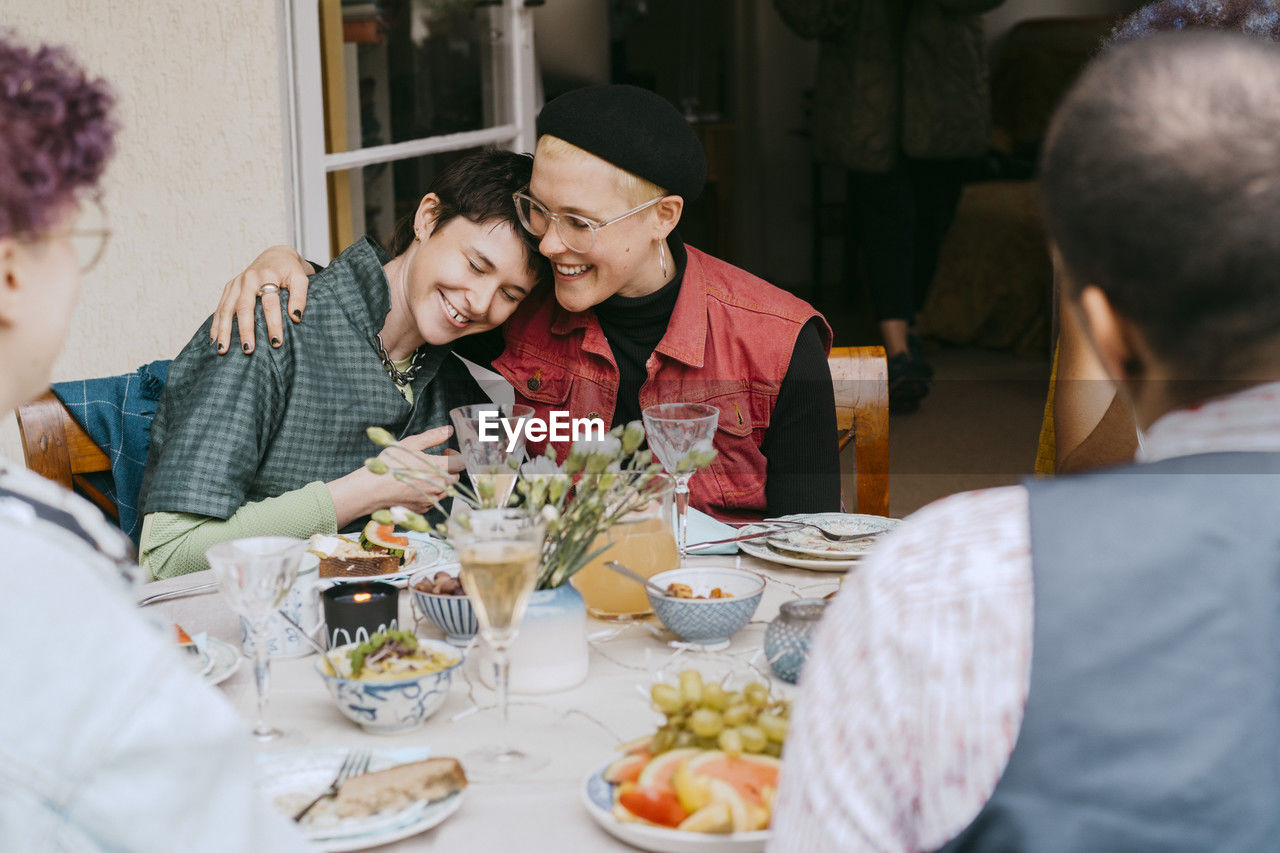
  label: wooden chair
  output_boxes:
[828,346,890,517]
[15,390,119,521]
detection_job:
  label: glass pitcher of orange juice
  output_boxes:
[572,476,677,620]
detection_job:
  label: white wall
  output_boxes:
[1,0,289,460]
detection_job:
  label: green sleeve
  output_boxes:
[141,481,339,580]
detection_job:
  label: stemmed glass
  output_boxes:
[448,508,547,778]
[642,402,720,560]
[205,536,307,741]
[449,403,535,508]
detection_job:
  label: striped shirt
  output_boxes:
[770,381,1280,851]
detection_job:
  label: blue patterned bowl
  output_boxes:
[646,567,765,650]
[409,568,478,646]
[315,637,463,734]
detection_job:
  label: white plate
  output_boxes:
[258,748,464,852]
[738,538,859,572]
[183,645,214,678]
[304,531,457,588]
[582,764,767,853]
[204,637,240,686]
[762,513,900,559]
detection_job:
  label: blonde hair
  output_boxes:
[537,134,667,206]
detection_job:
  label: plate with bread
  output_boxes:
[259,748,466,851]
[306,523,456,587]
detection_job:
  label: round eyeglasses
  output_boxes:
[28,196,111,273]
[512,187,665,254]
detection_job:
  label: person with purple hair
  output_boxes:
[0,34,308,851]
[1042,0,1280,473]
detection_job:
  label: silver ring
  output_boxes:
[256,282,281,297]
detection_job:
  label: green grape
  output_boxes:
[674,729,698,748]
[723,703,753,728]
[696,736,718,751]
[650,726,677,755]
[679,669,704,706]
[651,683,682,714]
[743,682,770,708]
[759,712,789,743]
[668,713,688,730]
[763,741,783,758]
[702,682,729,711]
[718,727,744,757]
[739,724,767,753]
[689,708,725,738]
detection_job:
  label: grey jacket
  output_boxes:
[774,0,1004,172]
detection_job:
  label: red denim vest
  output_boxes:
[493,246,832,521]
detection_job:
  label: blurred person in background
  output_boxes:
[774,32,1280,850]
[774,0,1005,413]
[0,33,307,851]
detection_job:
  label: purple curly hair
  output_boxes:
[1108,0,1280,47]
[0,34,116,239]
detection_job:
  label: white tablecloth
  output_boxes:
[141,554,843,851]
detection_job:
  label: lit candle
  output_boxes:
[322,581,399,649]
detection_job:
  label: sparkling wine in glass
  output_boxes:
[642,402,720,560]
[205,536,307,741]
[449,404,535,508]
[448,508,547,778]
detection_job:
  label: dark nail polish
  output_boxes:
[271,337,281,347]
[242,343,251,353]
[217,343,226,353]
[291,309,302,321]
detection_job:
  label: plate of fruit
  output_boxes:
[581,670,788,853]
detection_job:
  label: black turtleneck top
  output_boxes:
[456,237,840,516]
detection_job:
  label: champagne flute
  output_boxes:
[448,508,547,778]
[449,403,535,508]
[205,536,306,741]
[642,402,720,560]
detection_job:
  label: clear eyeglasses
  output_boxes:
[30,196,111,273]
[512,187,664,254]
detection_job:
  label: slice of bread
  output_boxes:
[318,554,400,578]
[332,757,467,818]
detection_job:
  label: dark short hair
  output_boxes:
[388,148,548,287]
[0,34,116,238]
[1107,0,1280,48]
[1040,32,1280,378]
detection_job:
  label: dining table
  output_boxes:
[139,552,846,851]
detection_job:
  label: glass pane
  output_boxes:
[328,147,487,254]
[332,1,506,153]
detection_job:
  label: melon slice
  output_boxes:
[604,752,649,785]
[685,752,782,809]
[637,748,702,793]
[678,802,734,834]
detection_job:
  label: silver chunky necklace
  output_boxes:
[374,333,425,385]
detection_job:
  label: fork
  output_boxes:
[293,749,372,822]
[756,519,884,543]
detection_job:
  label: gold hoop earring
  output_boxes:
[659,240,670,278]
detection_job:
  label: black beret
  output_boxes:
[536,84,707,202]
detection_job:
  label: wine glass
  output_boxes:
[448,508,547,778]
[205,536,307,741]
[449,403,535,508]
[642,402,720,560]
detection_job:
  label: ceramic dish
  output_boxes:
[762,513,900,559]
[646,567,765,651]
[203,637,240,686]
[258,748,463,851]
[302,532,456,588]
[408,567,477,646]
[737,537,860,572]
[582,763,767,853]
[316,637,463,734]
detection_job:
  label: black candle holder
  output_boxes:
[321,581,399,649]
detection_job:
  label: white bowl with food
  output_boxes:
[316,630,463,734]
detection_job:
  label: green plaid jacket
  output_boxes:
[140,237,485,529]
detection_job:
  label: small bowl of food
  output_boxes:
[409,567,477,647]
[317,629,463,734]
[646,567,766,651]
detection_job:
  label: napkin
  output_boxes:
[685,507,740,554]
